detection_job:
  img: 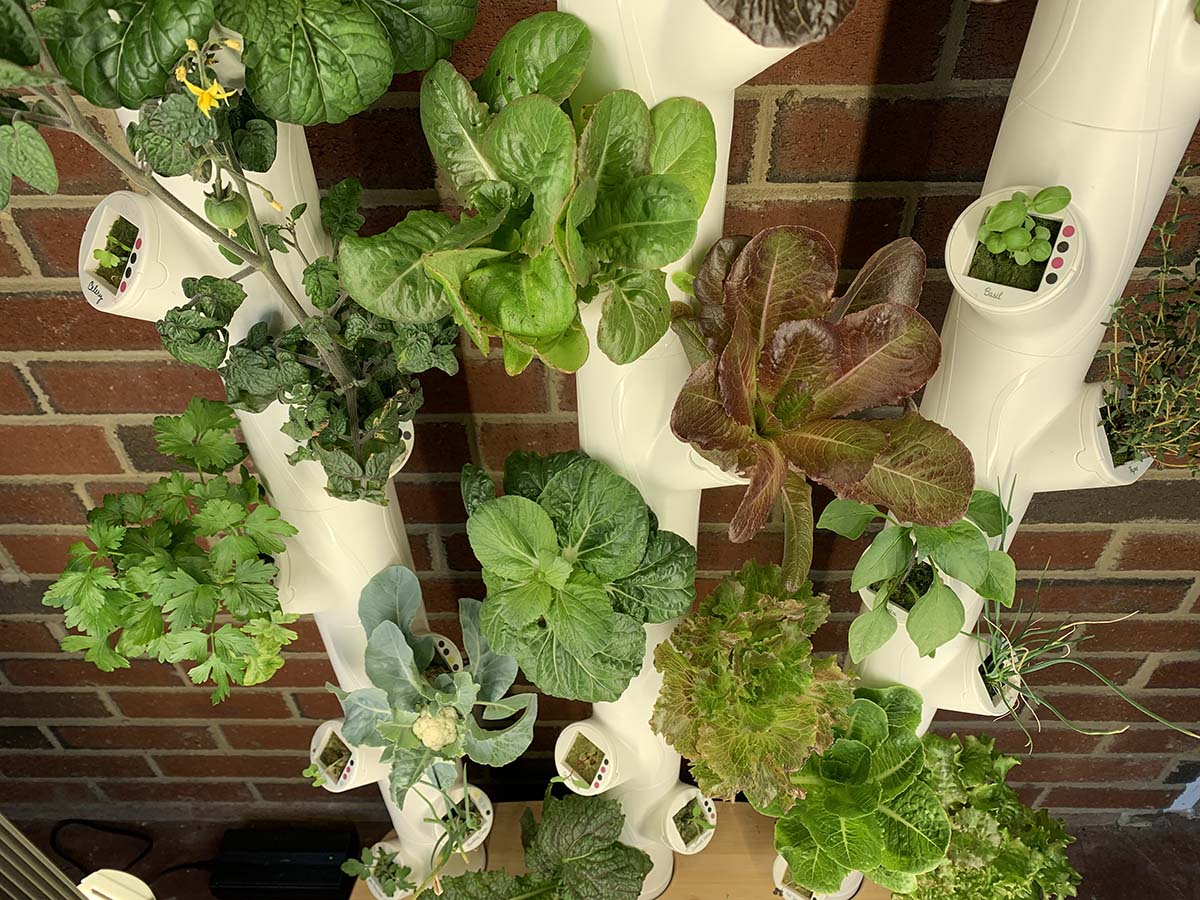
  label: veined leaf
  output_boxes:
[830,237,926,320]
[912,519,989,587]
[361,0,477,72]
[0,0,39,66]
[905,577,965,658]
[420,59,502,202]
[473,11,590,111]
[597,268,671,365]
[462,248,575,339]
[466,494,559,582]
[777,419,887,486]
[339,209,455,322]
[577,90,652,193]
[649,97,716,215]
[729,443,786,544]
[817,498,882,541]
[875,780,951,875]
[850,526,913,593]
[582,174,697,270]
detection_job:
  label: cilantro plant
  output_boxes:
[158,180,459,503]
[342,846,415,899]
[670,226,974,589]
[774,685,952,897]
[914,734,1081,900]
[462,451,697,702]
[42,399,298,703]
[1102,167,1200,469]
[819,490,1017,662]
[652,561,854,814]
[339,11,717,374]
[431,787,652,900]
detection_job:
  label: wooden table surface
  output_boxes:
[352,800,889,899]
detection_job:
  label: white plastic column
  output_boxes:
[78,115,473,887]
[858,0,1200,729]
[555,2,796,896]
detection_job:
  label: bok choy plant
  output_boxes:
[461,451,697,702]
[670,226,974,589]
[652,561,854,814]
[339,12,717,373]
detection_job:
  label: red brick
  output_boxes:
[911,194,975,267]
[10,208,91,277]
[1145,659,1200,689]
[292,690,342,720]
[1038,690,1200,725]
[955,0,1036,79]
[723,198,906,268]
[0,484,87,525]
[813,530,878,573]
[285,620,326,653]
[1041,787,1180,810]
[1109,727,1200,755]
[1005,755,1167,785]
[753,0,953,86]
[420,577,483,614]
[770,96,1005,184]
[221,724,316,751]
[308,108,434,190]
[478,422,578,470]
[109,690,292,719]
[444,532,479,571]
[408,532,432,571]
[445,0,556,79]
[1139,193,1200,266]
[4,659,185,688]
[699,485,749,524]
[0,425,122,475]
[0,753,152,778]
[917,280,953,333]
[1020,655,1143,687]
[153,753,309,778]
[0,533,82,574]
[0,294,162,350]
[553,372,577,413]
[728,98,758,185]
[31,361,223,414]
[404,421,472,474]
[102,780,256,802]
[360,204,437,238]
[0,690,110,718]
[0,364,37,414]
[1117,532,1200,571]
[55,725,217,750]
[84,480,152,506]
[394,480,468,524]
[0,228,26,276]
[247,658,337,689]
[1081,620,1200,654]
[0,621,61,654]
[810,619,851,654]
[928,724,1105,756]
[1007,529,1113,570]
[1025,579,1191,615]
[698,530,784,572]
[420,359,547,414]
[0,780,102,803]
[253,781,383,803]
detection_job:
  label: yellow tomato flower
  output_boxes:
[175,65,187,83]
[185,78,234,117]
[224,38,242,51]
[186,38,199,52]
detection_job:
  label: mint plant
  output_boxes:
[914,734,1081,900]
[42,398,299,703]
[670,226,974,589]
[774,686,952,897]
[653,561,854,814]
[340,11,717,373]
[158,181,459,504]
[818,490,1017,662]
[432,788,652,900]
[342,846,415,899]
[462,451,697,702]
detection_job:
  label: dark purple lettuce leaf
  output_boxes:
[828,237,926,321]
[717,312,758,426]
[729,444,786,542]
[671,357,757,455]
[704,0,858,49]
[758,318,840,398]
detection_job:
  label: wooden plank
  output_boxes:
[351,800,889,899]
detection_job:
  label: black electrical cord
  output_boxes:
[48,819,153,876]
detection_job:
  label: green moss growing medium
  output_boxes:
[93,216,139,290]
[968,215,1061,291]
[564,734,605,784]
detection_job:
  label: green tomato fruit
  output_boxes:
[205,192,250,231]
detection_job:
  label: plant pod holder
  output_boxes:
[76,109,476,885]
[310,718,388,793]
[554,0,812,895]
[771,857,864,900]
[857,0,1200,729]
[652,785,717,855]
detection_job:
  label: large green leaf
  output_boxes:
[582,175,697,270]
[775,815,850,896]
[843,697,889,750]
[538,458,649,581]
[597,268,671,365]
[776,418,886,486]
[978,548,1016,607]
[850,526,913,593]
[905,577,965,658]
[798,799,883,870]
[856,685,923,735]
[502,450,588,501]
[47,0,215,108]
[339,209,454,322]
[544,570,615,656]
[577,90,652,193]
[419,59,502,202]
[869,730,924,800]
[875,780,951,874]
[510,607,644,702]
[911,520,989,587]
[358,565,434,670]
[243,0,394,125]
[473,11,590,111]
[462,248,575,339]
[608,527,696,624]
[0,0,39,66]
[649,97,716,215]
[363,620,431,710]
[332,684,390,746]
[0,122,57,194]
[360,0,476,72]
[482,94,575,254]
[464,690,535,766]
[466,494,559,583]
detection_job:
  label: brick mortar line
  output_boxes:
[0,277,81,291]
[727,180,986,202]
[11,361,52,415]
[2,350,175,361]
[934,0,973,90]
[734,79,1013,102]
[4,194,110,209]
[0,215,39,277]
[749,93,776,185]
[0,412,170,424]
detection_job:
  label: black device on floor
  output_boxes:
[209,827,358,900]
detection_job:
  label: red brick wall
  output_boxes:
[1,0,1198,826]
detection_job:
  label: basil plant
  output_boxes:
[339,12,717,374]
[462,451,697,702]
[327,566,536,805]
[774,685,952,896]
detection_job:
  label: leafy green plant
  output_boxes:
[774,685,951,897]
[818,490,1017,662]
[302,762,328,788]
[652,561,854,813]
[670,226,974,588]
[327,566,536,807]
[429,787,652,900]
[42,398,298,702]
[976,578,1200,751]
[1102,167,1200,469]
[462,451,697,702]
[158,180,459,503]
[343,845,416,899]
[92,216,138,289]
[914,733,1081,900]
[340,11,716,373]
[703,0,856,47]
[975,187,1070,266]
[673,799,715,847]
